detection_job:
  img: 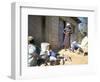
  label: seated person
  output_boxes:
[28,36,38,66]
[47,45,57,65]
[48,50,57,61]
[77,32,88,55]
[39,44,57,66]
[71,41,80,52]
[38,43,50,66]
[71,32,88,55]
[80,34,88,55]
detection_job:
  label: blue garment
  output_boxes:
[49,50,57,61]
[49,50,56,57]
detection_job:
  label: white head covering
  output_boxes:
[66,22,71,26]
[73,41,76,44]
[28,36,34,41]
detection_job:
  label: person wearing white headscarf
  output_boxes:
[63,23,72,49]
[28,36,38,66]
[71,32,88,54]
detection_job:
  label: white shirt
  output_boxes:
[81,36,88,48]
[28,44,36,54]
[28,44,36,65]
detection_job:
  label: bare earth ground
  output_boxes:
[58,49,88,65]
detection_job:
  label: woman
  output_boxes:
[63,23,72,50]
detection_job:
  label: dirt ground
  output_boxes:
[58,49,88,65]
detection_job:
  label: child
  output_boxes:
[47,45,57,65]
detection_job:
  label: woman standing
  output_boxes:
[63,23,72,50]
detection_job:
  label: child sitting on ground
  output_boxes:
[47,45,57,65]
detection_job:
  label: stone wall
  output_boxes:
[28,15,43,47]
[28,15,79,50]
[45,16,59,50]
